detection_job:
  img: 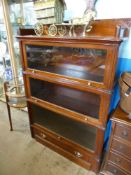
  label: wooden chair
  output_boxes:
[4,77,27,131]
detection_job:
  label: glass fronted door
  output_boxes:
[29,78,101,120]
[26,45,107,83]
[31,103,97,151]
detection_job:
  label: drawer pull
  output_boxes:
[57,136,61,140]
[41,133,46,138]
[122,130,128,137]
[88,82,91,86]
[32,70,35,74]
[74,151,83,158]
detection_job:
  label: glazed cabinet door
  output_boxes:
[24,75,111,128]
[22,41,119,90]
[29,102,104,156]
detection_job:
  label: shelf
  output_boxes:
[36,64,103,82]
[30,103,97,151]
[29,78,100,119]
[8,98,27,108]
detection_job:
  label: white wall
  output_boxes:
[95,0,131,59]
[64,0,87,19]
[95,0,131,19]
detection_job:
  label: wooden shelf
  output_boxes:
[8,98,27,108]
[29,64,104,82]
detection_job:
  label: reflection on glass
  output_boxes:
[0,4,11,99]
[26,45,107,82]
[8,1,37,79]
[29,78,100,119]
[31,103,97,151]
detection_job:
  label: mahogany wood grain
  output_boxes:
[103,106,131,175]
[17,20,126,173]
[18,18,131,38]
[106,163,129,175]
[108,151,131,174]
[31,123,101,173]
[20,38,121,91]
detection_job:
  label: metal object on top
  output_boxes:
[34,9,96,37]
[34,22,44,36]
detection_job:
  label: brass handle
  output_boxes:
[57,136,61,140]
[88,82,91,86]
[122,130,128,137]
[74,151,83,158]
[32,70,35,74]
[41,133,46,138]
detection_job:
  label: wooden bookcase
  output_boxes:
[17,30,123,172]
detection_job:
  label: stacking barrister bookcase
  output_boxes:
[17,19,128,173]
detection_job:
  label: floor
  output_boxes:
[0,101,96,175]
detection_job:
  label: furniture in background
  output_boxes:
[17,19,130,173]
[33,0,66,24]
[4,78,26,131]
[103,106,131,175]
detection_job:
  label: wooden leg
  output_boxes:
[7,103,13,131]
[4,82,13,131]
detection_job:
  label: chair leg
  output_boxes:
[7,104,13,131]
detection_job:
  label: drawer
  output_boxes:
[32,124,93,163]
[105,163,129,175]
[108,151,131,174]
[114,124,131,142]
[111,139,131,160]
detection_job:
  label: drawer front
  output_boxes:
[111,139,131,160]
[105,163,129,175]
[109,151,131,173]
[114,124,131,142]
[32,125,93,163]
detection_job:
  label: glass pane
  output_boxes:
[31,103,97,151]
[29,78,100,119]
[0,3,11,100]
[8,1,37,77]
[26,45,107,82]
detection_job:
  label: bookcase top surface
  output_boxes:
[17,35,122,44]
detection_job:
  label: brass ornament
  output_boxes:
[57,25,67,36]
[34,22,44,36]
[48,24,57,36]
